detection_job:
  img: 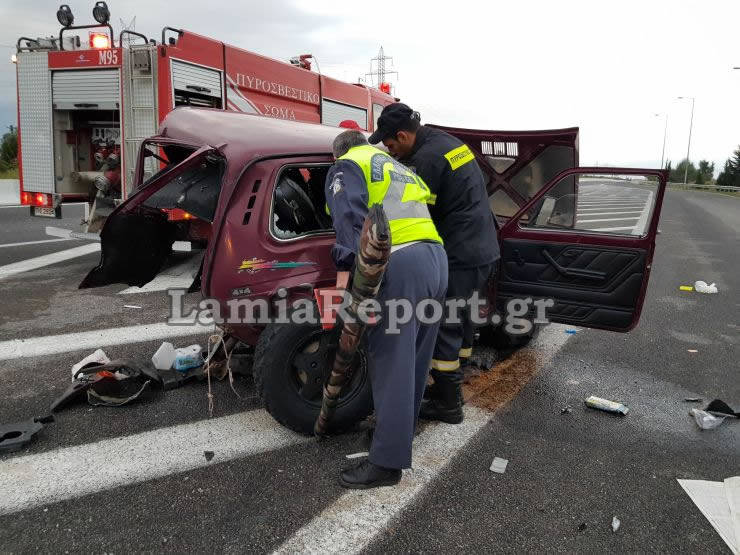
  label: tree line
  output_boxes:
[665,145,740,187]
[0,126,18,178]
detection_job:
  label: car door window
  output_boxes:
[520,173,659,237]
[271,165,333,240]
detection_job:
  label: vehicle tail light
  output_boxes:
[89,32,110,49]
[162,208,196,221]
[25,193,52,207]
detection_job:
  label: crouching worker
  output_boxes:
[326,130,447,489]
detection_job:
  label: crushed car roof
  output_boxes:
[158,107,343,161]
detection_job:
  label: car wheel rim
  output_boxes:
[288,328,367,408]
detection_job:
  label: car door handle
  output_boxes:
[541,249,606,280]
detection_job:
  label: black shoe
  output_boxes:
[418,373,464,424]
[419,399,464,424]
[340,460,402,489]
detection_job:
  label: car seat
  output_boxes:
[273,176,323,234]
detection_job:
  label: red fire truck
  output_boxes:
[14,2,396,218]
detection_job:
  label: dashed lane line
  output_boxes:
[274,324,572,554]
[0,321,214,360]
[0,409,308,516]
[0,243,100,279]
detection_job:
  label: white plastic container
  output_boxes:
[151,342,176,370]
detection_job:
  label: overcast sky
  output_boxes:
[1,0,738,172]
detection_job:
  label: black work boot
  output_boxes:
[423,380,441,400]
[340,460,402,489]
[418,373,464,424]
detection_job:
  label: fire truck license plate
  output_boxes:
[33,206,56,218]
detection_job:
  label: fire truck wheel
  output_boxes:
[477,322,540,351]
[253,322,372,435]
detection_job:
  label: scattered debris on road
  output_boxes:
[52,360,159,411]
[490,457,508,473]
[71,348,110,377]
[690,400,739,430]
[691,409,727,430]
[561,406,572,414]
[679,281,719,294]
[684,397,703,403]
[152,342,204,372]
[578,522,587,532]
[123,304,142,309]
[678,477,740,553]
[565,329,577,335]
[694,280,718,294]
[345,452,369,459]
[688,349,699,353]
[611,516,621,532]
[204,450,215,462]
[0,415,54,453]
[585,396,629,415]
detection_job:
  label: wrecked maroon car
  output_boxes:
[81,107,667,434]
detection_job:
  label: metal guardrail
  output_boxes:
[667,182,740,192]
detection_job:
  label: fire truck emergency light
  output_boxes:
[92,2,111,25]
[379,82,391,94]
[89,32,110,49]
[56,5,75,27]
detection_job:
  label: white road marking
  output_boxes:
[575,211,643,217]
[118,253,203,295]
[584,226,635,232]
[275,324,572,555]
[0,321,214,360]
[0,238,72,249]
[275,407,492,554]
[633,190,654,235]
[45,225,100,243]
[0,409,308,516]
[577,216,641,223]
[0,243,100,279]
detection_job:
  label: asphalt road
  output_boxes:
[0,188,738,553]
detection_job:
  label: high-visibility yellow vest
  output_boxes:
[337,144,442,246]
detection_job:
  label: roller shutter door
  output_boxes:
[171,60,222,99]
[321,99,367,129]
[52,69,120,110]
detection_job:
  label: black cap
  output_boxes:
[368,102,418,144]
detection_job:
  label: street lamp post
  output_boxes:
[677,96,695,184]
[655,113,668,169]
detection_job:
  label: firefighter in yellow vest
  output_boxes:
[326,130,447,489]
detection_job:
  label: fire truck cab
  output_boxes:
[14,3,396,224]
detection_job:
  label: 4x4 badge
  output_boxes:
[237,257,316,274]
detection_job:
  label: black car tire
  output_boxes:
[253,322,372,435]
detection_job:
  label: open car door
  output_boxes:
[428,124,580,226]
[496,168,667,331]
[80,144,224,289]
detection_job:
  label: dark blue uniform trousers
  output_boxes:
[366,242,448,469]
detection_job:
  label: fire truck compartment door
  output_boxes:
[52,69,121,110]
[17,51,55,194]
[171,60,223,99]
[321,99,367,129]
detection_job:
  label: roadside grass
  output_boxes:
[0,167,19,179]
[667,185,739,198]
